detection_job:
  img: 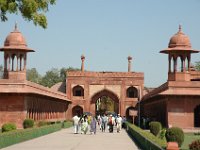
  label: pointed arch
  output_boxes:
[72,105,83,117]
[91,89,119,104]
[72,85,84,96]
[127,86,138,98]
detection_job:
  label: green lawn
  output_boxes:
[181,133,200,150]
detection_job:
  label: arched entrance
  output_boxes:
[91,90,119,116]
[194,105,200,127]
[72,105,83,117]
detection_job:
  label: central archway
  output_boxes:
[91,89,119,116]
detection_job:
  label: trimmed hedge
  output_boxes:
[2,123,17,132]
[126,122,166,150]
[37,121,49,127]
[0,123,62,149]
[62,121,73,128]
[23,119,34,129]
[165,127,184,147]
[149,121,162,136]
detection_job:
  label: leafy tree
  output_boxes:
[27,67,80,87]
[39,68,61,87]
[60,67,80,81]
[26,68,42,83]
[0,0,56,28]
[0,64,3,79]
[195,61,200,71]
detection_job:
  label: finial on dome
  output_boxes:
[128,55,132,61]
[81,54,85,60]
[14,21,18,31]
[178,24,182,32]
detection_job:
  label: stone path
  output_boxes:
[2,127,140,150]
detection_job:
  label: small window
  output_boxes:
[73,85,84,96]
[127,87,138,98]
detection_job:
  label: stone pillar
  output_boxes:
[8,54,10,71]
[168,55,171,73]
[16,54,19,71]
[183,57,186,72]
[4,55,7,71]
[24,54,27,71]
[81,55,85,72]
[20,56,22,71]
[12,55,14,71]
[127,56,132,72]
[187,55,191,71]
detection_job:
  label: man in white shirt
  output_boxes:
[116,114,122,133]
[72,114,80,134]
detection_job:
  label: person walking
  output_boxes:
[81,115,89,134]
[72,114,80,134]
[90,115,97,134]
[116,114,122,133]
[108,115,114,133]
[101,114,108,132]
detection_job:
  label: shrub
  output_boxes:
[189,139,200,150]
[38,121,48,127]
[23,119,34,129]
[126,122,166,149]
[63,120,73,128]
[165,127,184,147]
[0,123,62,149]
[1,123,17,132]
[149,121,162,136]
[158,128,166,140]
[56,121,61,124]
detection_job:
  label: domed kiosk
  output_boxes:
[0,23,34,80]
[141,26,200,128]
[160,25,199,81]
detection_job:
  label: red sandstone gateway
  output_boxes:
[1,24,200,129]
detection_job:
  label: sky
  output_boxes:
[0,0,200,87]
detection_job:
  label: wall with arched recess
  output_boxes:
[90,89,120,115]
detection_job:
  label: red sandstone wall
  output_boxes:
[167,96,200,128]
[0,95,25,128]
[25,95,68,122]
[66,73,144,118]
[141,99,167,126]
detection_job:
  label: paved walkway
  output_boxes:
[2,127,140,150]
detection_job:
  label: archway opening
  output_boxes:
[127,87,138,98]
[194,105,200,127]
[91,90,119,116]
[73,85,84,96]
[72,105,83,117]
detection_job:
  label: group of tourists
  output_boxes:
[72,113,126,134]
[97,114,124,133]
[72,114,97,134]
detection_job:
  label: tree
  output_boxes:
[40,68,61,87]
[195,61,200,71]
[27,67,80,87]
[60,67,80,81]
[0,0,56,28]
[0,65,3,79]
[26,68,41,83]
